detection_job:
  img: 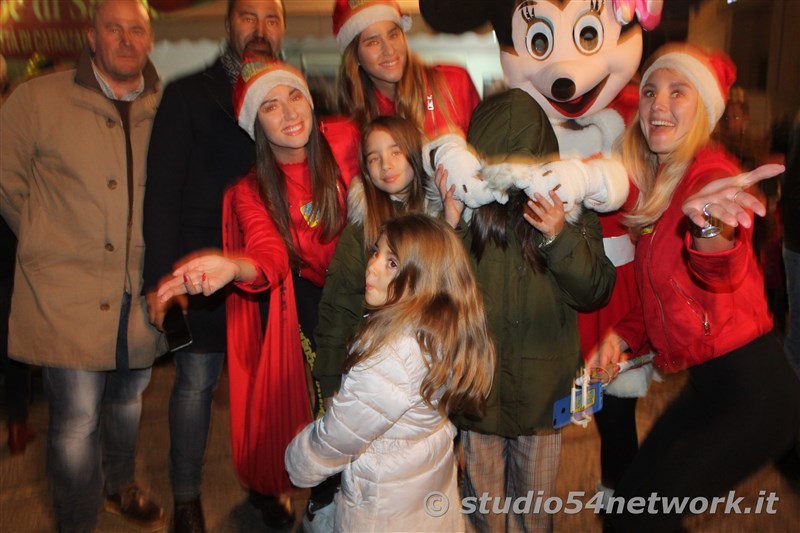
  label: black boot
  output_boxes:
[775,439,800,494]
[248,491,293,530]
[172,498,206,533]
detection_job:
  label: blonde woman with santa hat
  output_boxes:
[157,55,360,528]
[593,43,800,532]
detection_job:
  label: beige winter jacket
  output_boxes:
[0,48,165,370]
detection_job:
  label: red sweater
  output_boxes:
[616,144,773,373]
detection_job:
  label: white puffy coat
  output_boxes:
[285,334,464,532]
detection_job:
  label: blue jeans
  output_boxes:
[43,294,152,533]
[785,247,800,377]
[169,351,224,502]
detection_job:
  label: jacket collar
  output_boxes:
[203,57,238,121]
[74,46,160,98]
[347,176,367,224]
[346,175,443,226]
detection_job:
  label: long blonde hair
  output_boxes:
[344,214,495,416]
[336,24,457,133]
[623,80,711,234]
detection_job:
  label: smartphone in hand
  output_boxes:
[163,305,193,352]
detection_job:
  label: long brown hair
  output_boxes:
[253,114,347,272]
[469,190,547,273]
[359,115,427,252]
[336,24,457,133]
[344,214,495,416]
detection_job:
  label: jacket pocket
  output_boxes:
[517,354,580,431]
[669,278,711,336]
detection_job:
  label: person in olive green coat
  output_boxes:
[454,89,616,532]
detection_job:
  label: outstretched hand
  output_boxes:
[157,254,243,302]
[682,163,785,229]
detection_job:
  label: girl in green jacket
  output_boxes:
[313,115,459,402]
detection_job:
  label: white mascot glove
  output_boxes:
[423,134,499,209]
[481,158,630,222]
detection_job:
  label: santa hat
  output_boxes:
[332,0,411,51]
[641,43,736,130]
[233,54,313,140]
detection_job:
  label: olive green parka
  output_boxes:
[453,89,616,435]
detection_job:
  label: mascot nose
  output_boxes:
[551,78,576,101]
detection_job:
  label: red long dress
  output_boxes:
[222,119,360,495]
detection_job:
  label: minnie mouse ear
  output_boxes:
[419,0,491,33]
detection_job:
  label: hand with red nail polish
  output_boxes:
[157,253,258,302]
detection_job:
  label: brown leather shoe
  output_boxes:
[8,421,35,455]
[104,483,165,532]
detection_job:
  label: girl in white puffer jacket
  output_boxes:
[286,214,495,532]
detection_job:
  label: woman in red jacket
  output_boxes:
[595,43,800,532]
[330,0,498,211]
[332,0,479,137]
[157,57,360,528]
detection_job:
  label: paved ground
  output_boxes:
[1,352,798,532]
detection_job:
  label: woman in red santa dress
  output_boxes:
[157,56,360,528]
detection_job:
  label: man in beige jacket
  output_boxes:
[0,1,165,531]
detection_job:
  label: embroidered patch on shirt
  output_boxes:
[300,201,320,228]
[641,225,654,235]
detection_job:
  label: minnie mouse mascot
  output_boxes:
[421,0,662,506]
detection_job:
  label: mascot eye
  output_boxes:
[525,20,554,60]
[573,13,604,54]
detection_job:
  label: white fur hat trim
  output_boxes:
[335,4,410,50]
[237,71,313,141]
[641,52,724,129]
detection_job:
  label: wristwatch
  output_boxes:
[539,233,558,248]
[694,202,722,238]
[693,217,721,239]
